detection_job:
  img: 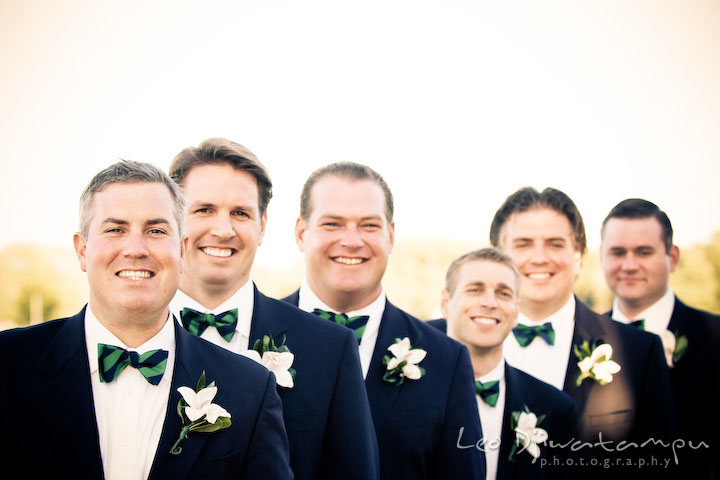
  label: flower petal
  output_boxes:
[178,386,199,408]
[263,351,294,371]
[386,358,400,371]
[517,412,537,431]
[240,350,262,364]
[405,348,427,365]
[195,386,218,408]
[526,441,541,459]
[577,357,594,374]
[531,427,548,444]
[660,330,676,367]
[592,343,613,362]
[273,368,294,388]
[185,406,205,422]
[402,364,421,380]
[204,403,230,424]
[387,337,411,359]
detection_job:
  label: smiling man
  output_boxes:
[490,187,675,475]
[0,160,292,479]
[601,198,719,478]
[168,139,378,480]
[285,162,485,480]
[430,248,577,480]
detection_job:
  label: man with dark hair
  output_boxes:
[430,248,577,480]
[168,139,378,480]
[285,162,485,480]
[601,198,719,478]
[0,160,292,479]
[490,187,674,474]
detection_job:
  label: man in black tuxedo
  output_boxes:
[430,248,577,479]
[490,187,675,475]
[284,162,485,480]
[601,198,719,478]
[167,138,378,480]
[0,160,292,479]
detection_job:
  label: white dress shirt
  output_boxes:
[476,359,506,480]
[85,306,175,480]
[502,296,576,390]
[611,287,675,335]
[169,278,254,354]
[298,280,386,379]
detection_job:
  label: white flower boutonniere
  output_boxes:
[574,341,621,386]
[509,407,548,462]
[660,330,688,368]
[241,335,296,389]
[382,337,427,384]
[171,371,232,455]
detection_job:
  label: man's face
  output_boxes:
[74,182,185,321]
[180,164,266,295]
[601,217,678,310]
[442,259,519,351]
[295,176,394,310]
[499,208,582,318]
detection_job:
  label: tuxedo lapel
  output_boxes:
[497,365,519,478]
[149,322,210,480]
[249,286,289,346]
[562,299,608,413]
[364,301,417,433]
[35,307,104,477]
[666,296,686,333]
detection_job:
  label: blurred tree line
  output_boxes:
[1,233,719,329]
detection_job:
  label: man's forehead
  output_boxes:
[310,176,387,214]
[458,260,516,285]
[603,217,664,244]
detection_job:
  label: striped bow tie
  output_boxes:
[475,380,500,407]
[312,308,369,343]
[98,344,168,385]
[512,322,555,347]
[181,308,239,342]
[629,319,645,330]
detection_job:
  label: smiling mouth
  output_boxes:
[526,273,552,280]
[332,257,365,265]
[471,316,499,325]
[202,247,234,258]
[117,270,153,280]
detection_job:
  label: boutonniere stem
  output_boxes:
[170,371,231,455]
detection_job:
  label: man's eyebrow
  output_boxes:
[146,218,172,226]
[100,218,128,226]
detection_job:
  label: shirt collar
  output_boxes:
[171,278,254,339]
[611,287,675,332]
[85,306,175,375]
[477,358,506,383]
[517,295,575,329]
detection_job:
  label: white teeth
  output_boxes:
[202,247,232,257]
[473,317,498,325]
[118,270,152,280]
[527,273,551,279]
[334,257,363,265]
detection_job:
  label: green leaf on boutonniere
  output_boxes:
[672,332,688,364]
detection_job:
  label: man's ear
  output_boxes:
[668,245,680,273]
[294,217,307,251]
[440,288,450,319]
[73,232,88,272]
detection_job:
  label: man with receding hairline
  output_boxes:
[285,161,485,480]
[0,160,292,479]
[601,198,719,478]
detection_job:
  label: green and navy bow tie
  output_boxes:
[312,308,369,343]
[475,380,500,407]
[181,308,239,342]
[98,344,168,385]
[512,322,556,347]
[629,319,645,330]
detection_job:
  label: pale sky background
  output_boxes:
[1,0,719,269]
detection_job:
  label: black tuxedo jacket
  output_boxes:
[284,291,485,480]
[608,297,720,479]
[248,287,378,480]
[428,318,578,479]
[0,307,293,480]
